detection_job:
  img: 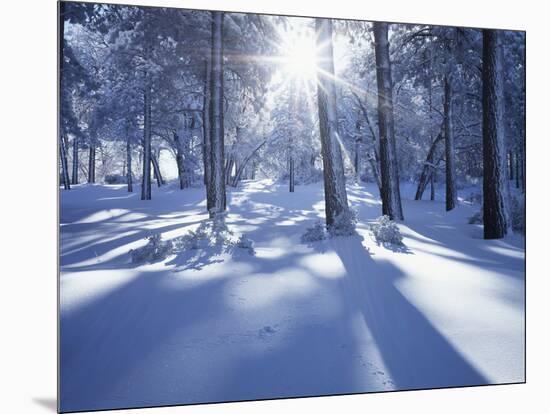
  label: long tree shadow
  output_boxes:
[330,235,488,390]
[404,219,525,279]
[60,270,232,412]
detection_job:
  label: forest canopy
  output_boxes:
[59,2,525,239]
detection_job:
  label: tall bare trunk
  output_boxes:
[202,57,213,207]
[126,138,133,192]
[59,3,70,190]
[315,18,354,234]
[141,78,152,200]
[208,11,226,217]
[151,152,164,187]
[87,144,95,184]
[373,22,404,220]
[60,134,71,190]
[482,29,509,239]
[515,150,520,189]
[289,157,295,192]
[444,75,457,211]
[71,136,78,185]
[415,130,443,200]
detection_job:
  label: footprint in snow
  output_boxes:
[258,325,277,339]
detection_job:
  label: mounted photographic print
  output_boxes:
[58,1,526,412]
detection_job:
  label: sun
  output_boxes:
[280,30,318,81]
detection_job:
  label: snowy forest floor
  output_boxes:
[59,179,525,412]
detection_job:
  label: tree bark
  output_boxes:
[141,78,152,200]
[231,140,267,187]
[71,136,79,185]
[151,152,164,187]
[508,151,514,180]
[126,138,133,192]
[60,134,71,190]
[202,57,213,207]
[59,2,70,190]
[173,132,187,189]
[289,157,295,192]
[315,18,353,234]
[520,146,525,192]
[354,138,360,182]
[373,22,404,220]
[482,30,509,239]
[515,150,520,189]
[415,131,443,200]
[87,144,96,184]
[444,75,457,211]
[208,11,227,217]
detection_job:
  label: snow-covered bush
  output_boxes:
[369,215,404,246]
[130,234,173,264]
[510,194,525,234]
[300,220,327,243]
[173,214,255,254]
[327,208,357,238]
[468,210,483,224]
[236,234,255,255]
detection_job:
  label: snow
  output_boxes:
[59,180,525,412]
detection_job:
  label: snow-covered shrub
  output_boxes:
[327,208,357,238]
[301,220,327,243]
[105,174,127,184]
[236,234,255,255]
[510,194,525,234]
[173,214,255,254]
[468,210,483,224]
[369,215,404,246]
[130,234,173,264]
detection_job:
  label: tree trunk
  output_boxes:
[482,29,509,239]
[289,156,295,192]
[58,3,70,191]
[151,152,164,187]
[60,134,71,190]
[225,156,234,186]
[430,173,435,201]
[354,139,360,182]
[126,138,133,192]
[444,75,457,211]
[173,132,186,189]
[373,22,404,220]
[141,78,152,200]
[208,11,226,217]
[415,131,443,200]
[202,57,213,206]
[520,146,525,192]
[315,18,354,234]
[515,150,520,189]
[508,150,514,180]
[231,140,267,187]
[71,136,79,184]
[87,144,95,184]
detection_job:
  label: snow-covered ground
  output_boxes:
[59,180,525,412]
